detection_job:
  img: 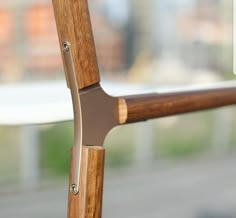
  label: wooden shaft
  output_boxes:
[52,0,100,89]
[122,85,236,123]
[68,145,105,218]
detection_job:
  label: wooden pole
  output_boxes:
[53,1,105,217]
[52,0,100,89]
[67,145,105,218]
[122,85,236,123]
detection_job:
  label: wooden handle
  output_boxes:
[53,0,100,89]
[122,85,236,123]
[68,145,105,218]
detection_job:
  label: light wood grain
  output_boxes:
[123,85,236,123]
[67,145,105,218]
[52,0,100,89]
[117,98,128,124]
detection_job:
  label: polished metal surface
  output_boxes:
[80,84,119,146]
[63,41,82,195]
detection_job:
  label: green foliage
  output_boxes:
[40,122,73,177]
[104,126,135,168]
[158,137,207,158]
[105,144,134,168]
[39,112,217,176]
[152,113,212,159]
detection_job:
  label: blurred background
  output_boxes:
[0,0,236,217]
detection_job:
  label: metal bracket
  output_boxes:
[62,41,119,195]
[80,84,119,146]
[62,41,82,195]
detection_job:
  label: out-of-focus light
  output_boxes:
[234,0,236,75]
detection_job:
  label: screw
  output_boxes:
[70,184,79,195]
[62,41,70,52]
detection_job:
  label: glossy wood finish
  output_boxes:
[52,0,100,89]
[123,85,236,123]
[68,145,105,218]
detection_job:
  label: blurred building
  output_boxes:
[0,1,62,82]
[0,0,134,83]
[0,0,233,83]
[0,7,15,80]
[176,0,232,73]
[23,4,61,76]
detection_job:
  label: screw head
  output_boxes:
[70,184,79,195]
[62,41,70,52]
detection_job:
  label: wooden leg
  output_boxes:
[67,145,105,218]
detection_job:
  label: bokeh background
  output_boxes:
[0,0,236,217]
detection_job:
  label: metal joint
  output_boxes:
[62,41,119,195]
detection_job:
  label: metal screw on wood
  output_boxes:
[70,184,79,195]
[62,42,71,52]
